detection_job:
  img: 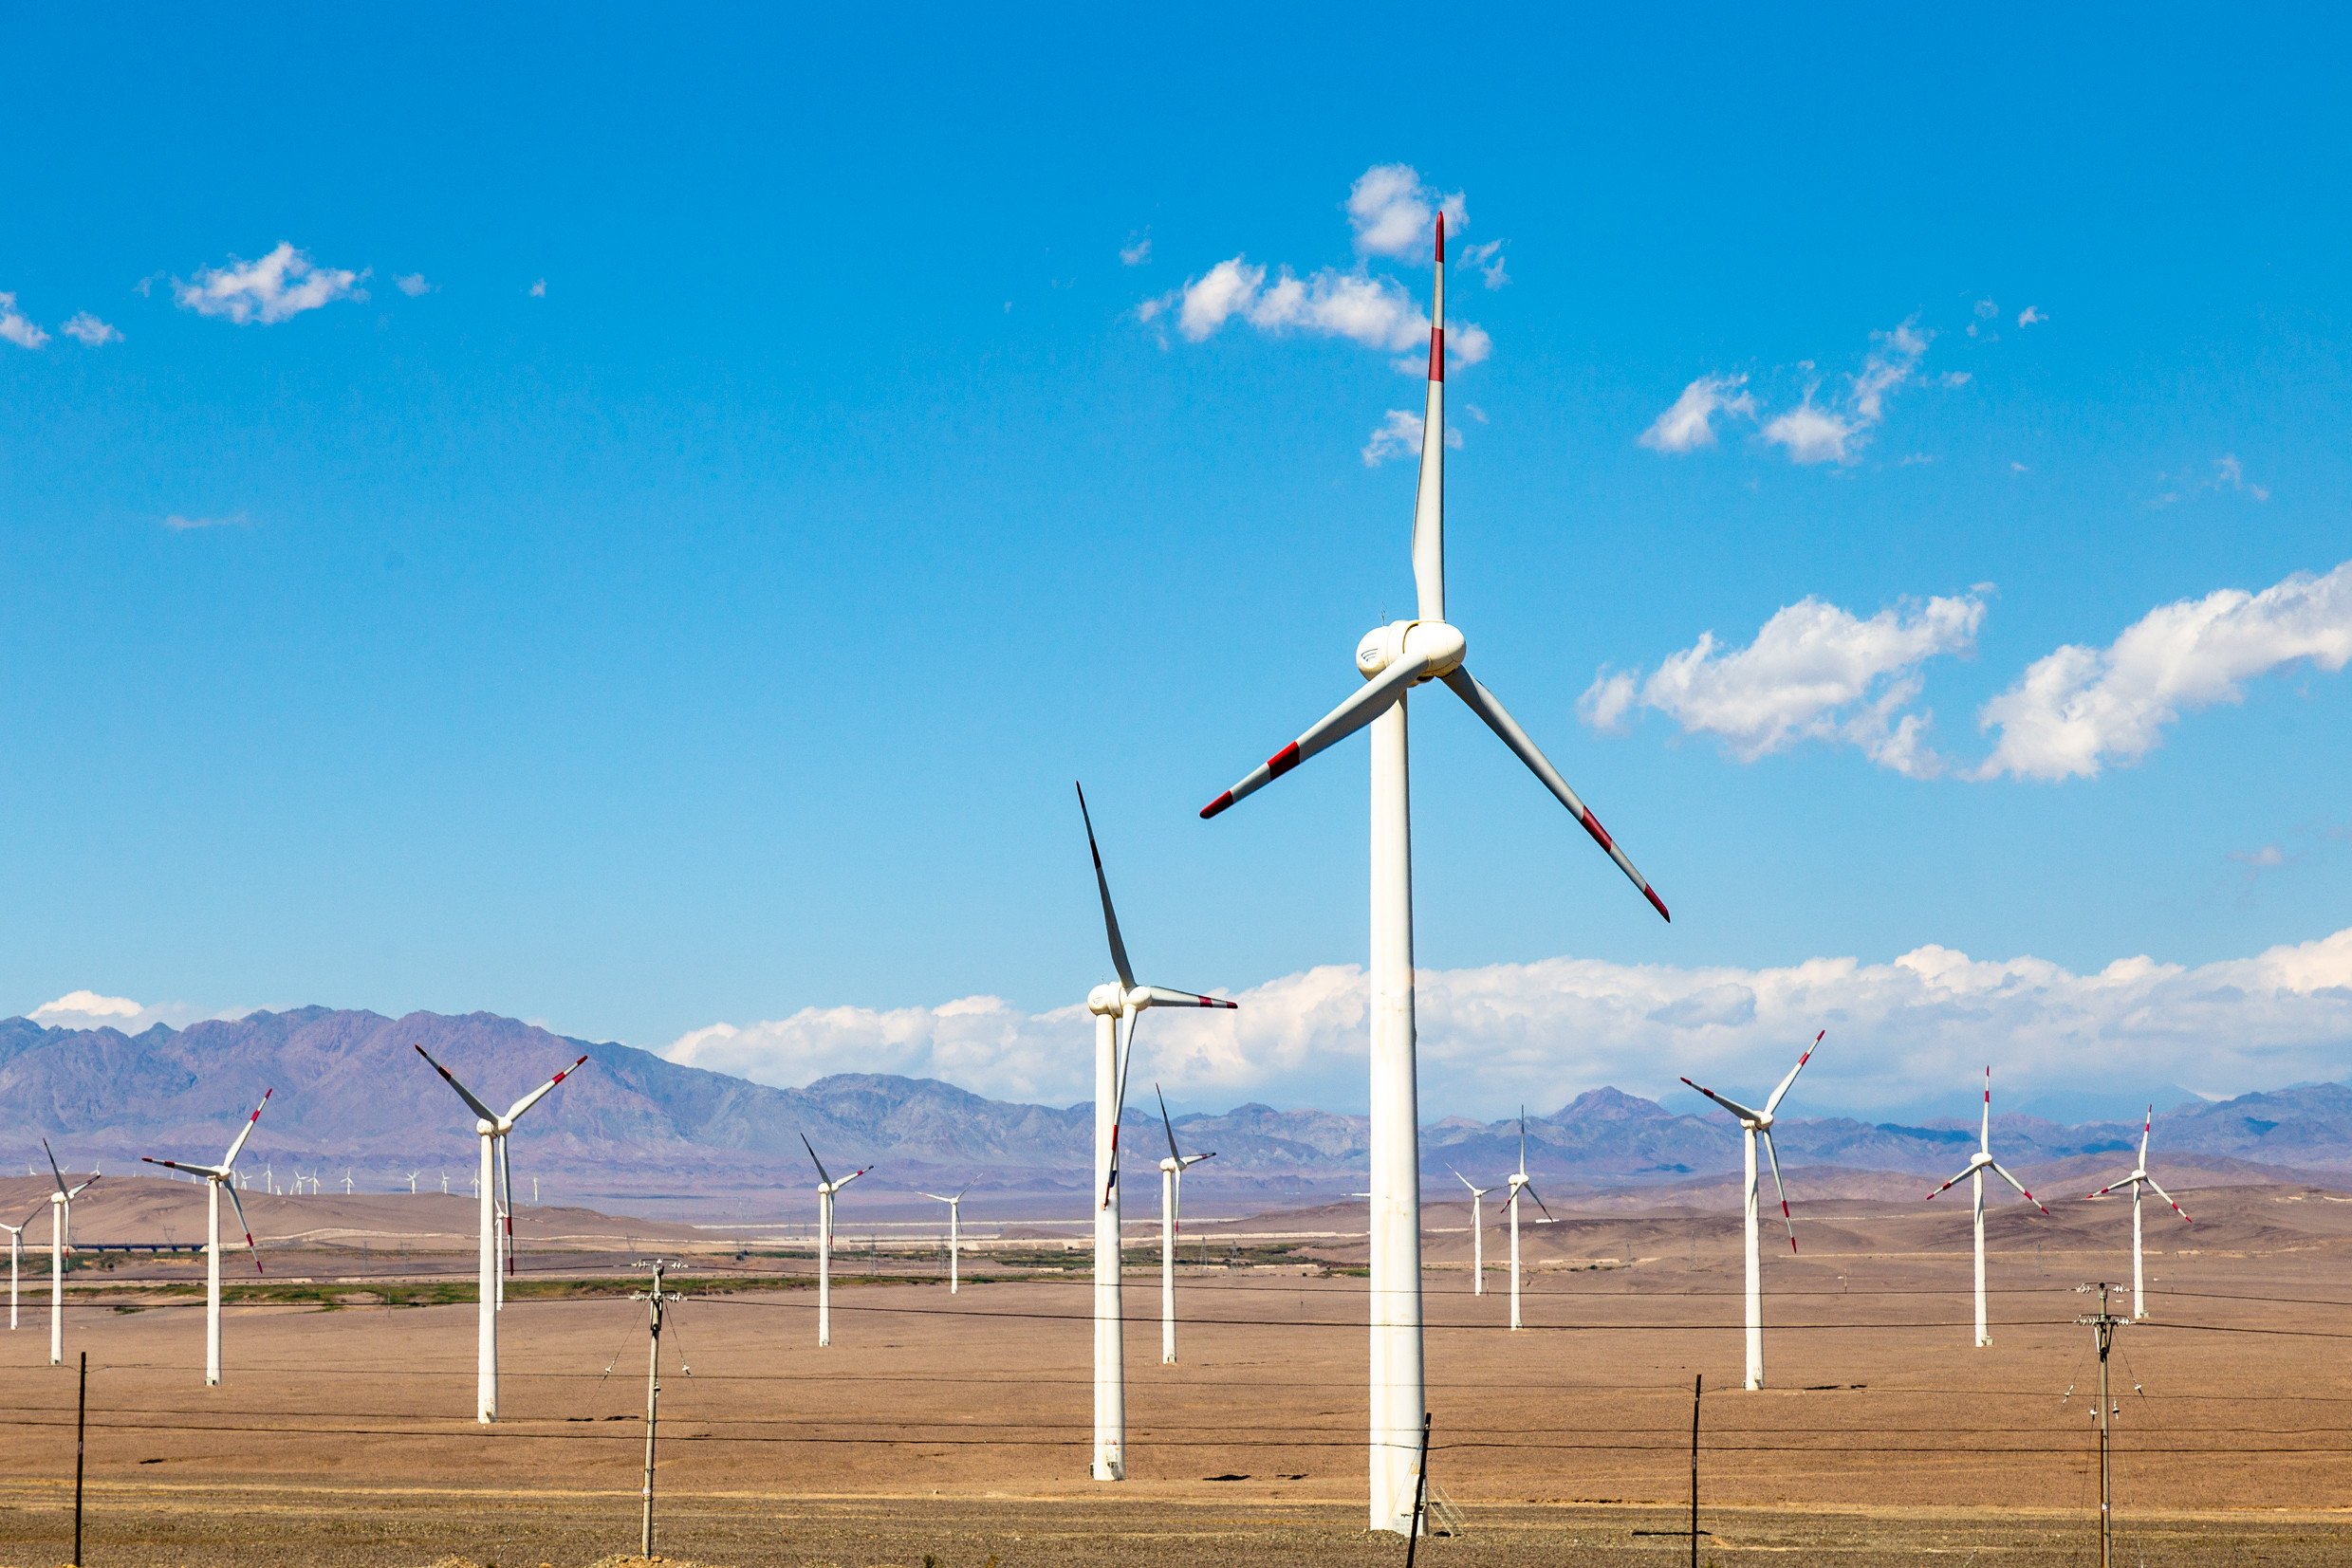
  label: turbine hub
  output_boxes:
[1355,619,1466,683]
[1085,983,1124,1017]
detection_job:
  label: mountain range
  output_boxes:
[3,1006,2347,1213]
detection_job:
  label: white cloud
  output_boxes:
[1639,374,1755,453]
[2017,305,2046,326]
[1581,591,1987,777]
[2152,453,2269,507]
[60,312,120,346]
[1458,239,1508,289]
[1759,400,1859,465]
[0,293,48,349]
[33,989,142,1021]
[162,511,249,531]
[175,243,366,325]
[394,273,432,297]
[1120,235,1152,266]
[1345,163,1466,260]
[1976,561,2352,781]
[25,990,231,1035]
[663,926,2352,1119]
[528,279,547,298]
[1361,409,1462,467]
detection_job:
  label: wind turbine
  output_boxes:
[1450,1170,1493,1296]
[1076,783,1237,1482]
[1500,1113,1555,1331]
[140,1088,272,1385]
[413,1044,588,1422]
[801,1134,869,1347]
[1153,1086,1215,1365]
[2087,1106,2191,1320]
[918,1188,969,1294]
[343,1171,354,1196]
[4,1199,44,1330]
[41,1142,97,1366]
[1195,215,1669,1532]
[405,1171,420,1194]
[1680,1030,1823,1391]
[1926,1067,2049,1347]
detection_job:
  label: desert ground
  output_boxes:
[2,1174,2350,1565]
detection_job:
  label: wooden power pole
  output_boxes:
[2076,1282,2129,1568]
[632,1261,687,1560]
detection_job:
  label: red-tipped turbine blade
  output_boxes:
[1200,659,1425,819]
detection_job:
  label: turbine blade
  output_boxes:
[836,1166,870,1190]
[504,1054,589,1123]
[1103,1009,1140,1208]
[1518,1108,1528,1177]
[1523,1182,1555,1223]
[1184,1152,1215,1168]
[42,1139,68,1197]
[1130,985,1237,1010]
[1439,666,1669,922]
[1763,1030,1824,1116]
[799,1134,833,1190]
[224,1182,263,1276]
[1762,1132,1796,1253]
[1980,1067,1991,1155]
[413,1044,500,1125]
[1678,1078,1764,1124]
[500,1137,516,1277]
[221,1087,273,1170]
[2086,1172,2139,1199]
[1989,1161,2050,1216]
[2145,1179,2191,1224]
[66,1178,98,1200]
[1926,1168,1972,1200]
[1198,660,1422,820]
[1452,1167,1475,1194]
[1157,1084,1182,1164]
[1411,211,1446,623]
[2139,1104,2153,1167]
[1074,783,1137,990]
[142,1157,222,1178]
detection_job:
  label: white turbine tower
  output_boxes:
[41,1142,97,1366]
[801,1134,869,1347]
[140,1088,273,1385]
[414,1044,588,1422]
[1195,214,1669,1532]
[1153,1086,1215,1365]
[1501,1113,1554,1331]
[1680,1030,1823,1391]
[1450,1170,1493,1297]
[1076,783,1238,1482]
[1927,1067,2049,1347]
[5,1200,44,1330]
[917,1188,969,1294]
[2088,1106,2192,1320]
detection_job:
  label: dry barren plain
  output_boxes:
[3,1174,2351,1566]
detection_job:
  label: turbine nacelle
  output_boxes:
[1355,619,1464,685]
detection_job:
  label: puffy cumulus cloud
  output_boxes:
[0,292,48,349]
[394,273,432,297]
[1361,409,1461,467]
[1639,375,1755,453]
[2017,305,2046,326]
[1581,591,1987,777]
[175,243,366,324]
[662,929,2352,1118]
[1119,235,1152,266]
[24,990,220,1034]
[1976,561,2352,781]
[1345,163,1466,259]
[60,312,120,346]
[32,989,141,1021]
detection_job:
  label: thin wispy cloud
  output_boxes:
[2154,453,2269,507]
[1642,320,1938,466]
[175,243,366,325]
[0,292,48,349]
[1581,591,1987,777]
[60,312,120,346]
[2017,305,2046,326]
[1361,409,1461,467]
[1120,234,1152,266]
[1975,561,2352,781]
[162,511,250,531]
[528,278,546,298]
[1639,374,1755,453]
[394,272,432,297]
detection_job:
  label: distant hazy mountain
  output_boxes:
[3,1008,2345,1204]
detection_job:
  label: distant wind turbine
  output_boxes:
[917,1187,969,1294]
[41,1141,98,1366]
[4,1199,44,1331]
[140,1088,272,1384]
[2086,1105,2191,1320]
[1451,1169,1493,1296]
[1075,783,1236,1481]
[414,1043,588,1422]
[1502,1112,1553,1331]
[1926,1067,2048,1347]
[1682,1030,1823,1390]
[802,1134,869,1347]
[1154,1086,1215,1365]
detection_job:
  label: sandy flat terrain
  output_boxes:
[2,1178,2349,1565]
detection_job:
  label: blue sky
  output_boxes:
[3,8,2347,1117]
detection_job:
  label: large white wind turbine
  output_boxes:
[2087,1106,2192,1320]
[1501,1113,1554,1332]
[140,1088,273,1385]
[4,1199,43,1331]
[1076,783,1236,1480]
[1451,1170,1492,1296]
[1681,1031,1823,1391]
[1195,214,1669,1530]
[414,1044,588,1422]
[1926,1068,2048,1347]
[917,1188,969,1294]
[1153,1086,1215,1365]
[41,1142,97,1366]
[801,1134,870,1348]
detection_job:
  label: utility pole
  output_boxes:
[632,1260,687,1560]
[73,1350,86,1568]
[1689,1373,1701,1568]
[2075,1282,2128,1568]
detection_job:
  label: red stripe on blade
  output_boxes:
[1578,809,1615,853]
[1199,791,1233,820]
[1643,885,1672,923]
[1435,212,1445,264]
[1428,327,1444,383]
[1267,742,1302,778]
